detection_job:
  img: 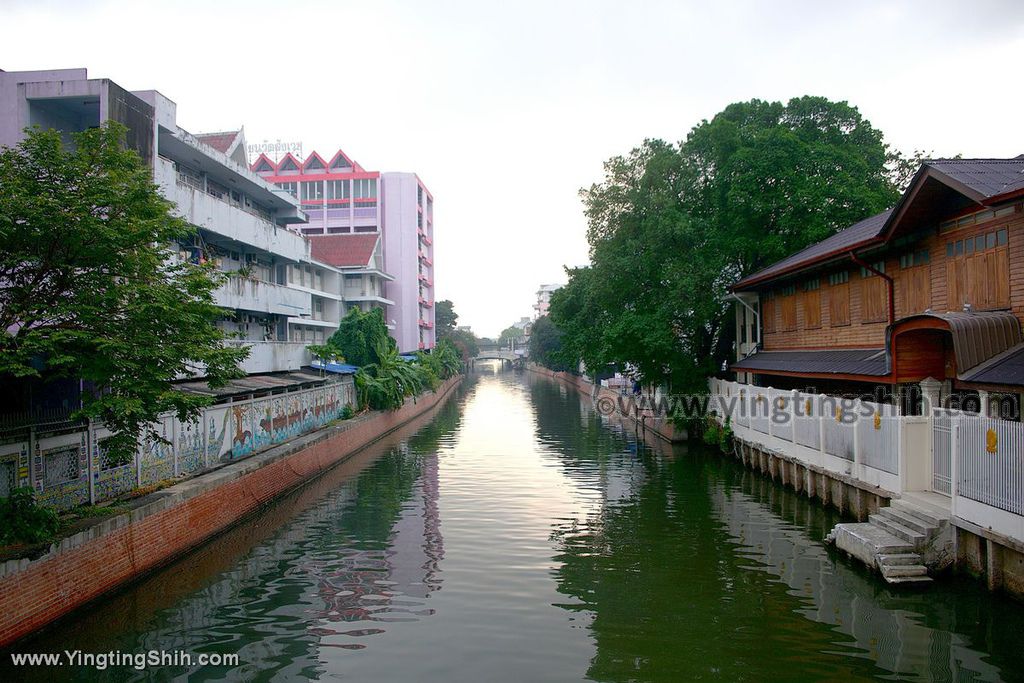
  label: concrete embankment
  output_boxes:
[527,364,686,442]
[0,376,462,647]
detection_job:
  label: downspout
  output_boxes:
[848,252,894,328]
[849,251,898,404]
[728,291,761,350]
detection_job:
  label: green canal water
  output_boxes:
[7,368,1024,681]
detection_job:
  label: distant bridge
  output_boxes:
[470,349,521,366]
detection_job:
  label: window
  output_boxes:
[803,280,822,329]
[940,204,1018,232]
[859,261,885,278]
[276,181,298,198]
[327,179,350,200]
[353,178,377,199]
[828,270,849,286]
[779,286,797,331]
[899,250,930,268]
[946,228,1010,310]
[42,446,79,488]
[301,181,324,202]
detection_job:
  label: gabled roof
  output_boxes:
[732,155,1024,292]
[303,151,327,171]
[277,153,300,172]
[927,157,1024,200]
[252,153,275,173]
[195,130,241,154]
[309,233,380,268]
[328,150,354,169]
[732,210,891,290]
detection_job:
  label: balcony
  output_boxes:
[213,277,311,317]
[419,297,433,307]
[225,340,310,374]
[156,158,309,263]
[418,319,434,329]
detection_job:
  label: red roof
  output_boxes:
[309,234,379,268]
[195,131,240,154]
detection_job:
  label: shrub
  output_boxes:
[0,488,60,546]
[718,418,734,454]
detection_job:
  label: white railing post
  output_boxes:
[852,398,862,473]
[767,387,774,438]
[951,415,960,518]
[818,396,827,458]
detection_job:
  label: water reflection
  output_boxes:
[5,371,1024,682]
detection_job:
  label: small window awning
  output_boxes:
[730,348,887,377]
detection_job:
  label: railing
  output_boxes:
[0,379,355,511]
[710,377,1024,546]
[708,378,900,490]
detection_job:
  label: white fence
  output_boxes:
[709,377,1024,546]
[708,379,900,484]
[0,378,355,511]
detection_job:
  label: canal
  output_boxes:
[7,367,1024,681]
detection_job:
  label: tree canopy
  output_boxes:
[435,299,458,337]
[327,307,394,367]
[547,96,905,391]
[0,123,247,459]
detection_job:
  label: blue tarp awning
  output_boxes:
[310,360,360,375]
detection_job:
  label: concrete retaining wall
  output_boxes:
[527,364,686,442]
[0,376,462,647]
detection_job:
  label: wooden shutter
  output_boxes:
[830,283,850,326]
[803,289,821,329]
[780,295,797,331]
[762,295,776,334]
[861,276,887,323]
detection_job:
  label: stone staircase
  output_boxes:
[826,494,952,586]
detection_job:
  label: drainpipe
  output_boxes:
[848,252,894,327]
[849,251,897,405]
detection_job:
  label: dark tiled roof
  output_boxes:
[309,233,379,268]
[174,371,329,398]
[733,210,892,290]
[195,131,240,154]
[927,157,1024,199]
[731,348,888,377]
[961,343,1024,387]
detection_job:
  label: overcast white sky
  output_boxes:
[3,0,1024,336]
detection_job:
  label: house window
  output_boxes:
[946,228,1010,310]
[859,261,885,278]
[779,286,797,331]
[898,249,932,315]
[762,291,776,335]
[829,272,851,327]
[861,262,888,323]
[803,278,821,329]
[828,270,849,286]
[899,250,930,268]
[276,181,298,198]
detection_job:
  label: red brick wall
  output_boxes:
[0,377,462,647]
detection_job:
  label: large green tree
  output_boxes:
[552,96,904,391]
[435,299,458,338]
[0,123,248,459]
[328,307,394,368]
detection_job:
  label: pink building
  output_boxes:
[254,152,434,352]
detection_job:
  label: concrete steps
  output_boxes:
[827,495,951,587]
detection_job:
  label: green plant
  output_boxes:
[0,488,59,546]
[340,405,354,420]
[356,340,426,410]
[702,417,721,446]
[718,417,734,454]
